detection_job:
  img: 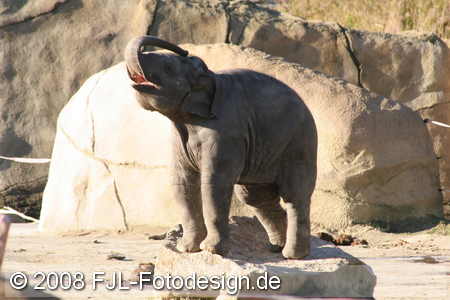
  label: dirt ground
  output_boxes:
[1,219,449,299]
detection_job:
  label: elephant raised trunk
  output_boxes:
[124,36,189,80]
[124,36,216,119]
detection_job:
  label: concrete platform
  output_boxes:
[153,217,376,298]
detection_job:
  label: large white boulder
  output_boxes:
[39,63,176,231]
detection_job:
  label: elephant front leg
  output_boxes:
[173,183,207,253]
[200,183,234,256]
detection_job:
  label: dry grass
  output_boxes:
[427,221,450,235]
[277,0,449,39]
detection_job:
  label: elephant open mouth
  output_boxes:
[129,72,159,90]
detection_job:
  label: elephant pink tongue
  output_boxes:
[131,73,158,88]
[131,73,147,83]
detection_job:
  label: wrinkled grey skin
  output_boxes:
[125,36,317,259]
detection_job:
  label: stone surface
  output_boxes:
[154,217,376,298]
[1,0,449,218]
[347,32,450,219]
[39,44,442,232]
[4,223,450,299]
[148,0,228,45]
[0,0,67,27]
[0,0,157,216]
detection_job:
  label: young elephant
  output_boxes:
[124,36,317,259]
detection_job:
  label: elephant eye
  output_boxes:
[164,63,174,75]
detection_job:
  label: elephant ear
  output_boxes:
[181,57,216,119]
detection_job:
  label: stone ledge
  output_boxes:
[153,217,376,298]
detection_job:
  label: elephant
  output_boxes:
[124,36,317,259]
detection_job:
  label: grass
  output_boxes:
[427,220,450,235]
[278,0,449,40]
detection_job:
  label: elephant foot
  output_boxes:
[267,233,286,253]
[200,237,229,256]
[177,238,202,253]
[282,244,309,259]
[176,231,206,253]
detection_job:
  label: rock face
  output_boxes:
[1,0,449,217]
[153,217,376,298]
[39,43,442,232]
[0,0,157,216]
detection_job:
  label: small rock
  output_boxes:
[93,240,104,244]
[165,224,183,241]
[148,233,167,240]
[317,232,334,243]
[317,232,366,247]
[334,234,354,246]
[148,224,183,241]
[388,239,408,247]
[13,248,26,253]
[75,231,92,237]
[351,238,369,246]
[414,256,439,264]
[107,252,127,261]
[129,262,155,284]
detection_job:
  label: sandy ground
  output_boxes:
[1,221,449,300]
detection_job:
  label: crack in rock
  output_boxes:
[102,162,129,231]
[221,0,250,45]
[224,10,232,43]
[59,126,167,170]
[336,24,364,89]
[146,0,161,35]
[85,70,108,154]
[81,68,128,231]
[416,101,450,112]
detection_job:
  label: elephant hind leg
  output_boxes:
[234,184,286,252]
[278,160,316,259]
